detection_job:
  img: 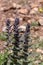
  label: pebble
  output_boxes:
[2,26,6,32]
[18,8,28,14]
[18,25,26,32]
[38,18,43,26]
[30,7,38,14]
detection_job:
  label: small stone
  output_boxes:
[33,8,38,11]
[30,7,38,14]
[36,48,43,54]
[2,26,6,32]
[34,60,41,64]
[28,20,31,24]
[12,3,21,9]
[30,3,39,8]
[16,4,21,9]
[18,8,28,14]
[0,7,4,11]
[18,25,26,32]
[38,18,43,26]
[39,36,43,41]
[19,17,22,21]
[12,3,17,8]
[9,17,14,21]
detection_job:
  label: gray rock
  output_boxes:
[18,25,26,32]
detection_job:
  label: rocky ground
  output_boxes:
[0,0,43,31]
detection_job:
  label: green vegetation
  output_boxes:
[0,32,14,41]
[31,22,38,26]
[0,51,9,65]
[0,33,7,41]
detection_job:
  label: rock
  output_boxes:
[28,20,31,24]
[0,7,4,11]
[9,17,14,21]
[18,8,28,14]
[39,36,43,41]
[18,25,26,32]
[16,4,21,9]
[38,18,43,26]
[34,60,41,64]
[12,3,21,9]
[12,3,17,8]
[30,3,39,8]
[36,48,43,54]
[30,7,38,14]
[33,7,38,12]
[28,49,32,52]
[19,17,22,21]
[2,26,6,32]
[0,0,12,11]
